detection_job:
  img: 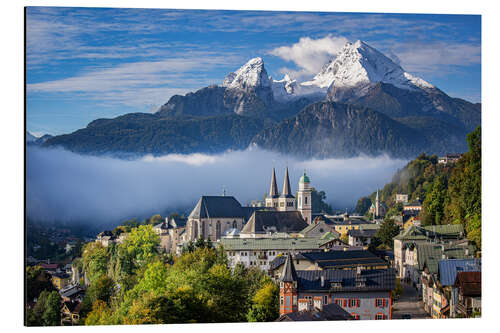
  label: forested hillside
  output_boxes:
[356,126,481,248]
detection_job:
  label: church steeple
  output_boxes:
[281,167,292,198]
[269,167,279,198]
[280,253,298,282]
[279,253,298,315]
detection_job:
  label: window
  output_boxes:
[324,295,328,304]
[293,295,297,306]
[285,296,291,306]
[349,299,357,308]
[216,221,221,240]
[334,298,346,307]
[375,313,386,320]
[351,313,360,320]
[305,197,308,204]
[375,298,386,308]
[280,296,284,306]
[331,282,341,288]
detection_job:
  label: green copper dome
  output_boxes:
[299,172,310,183]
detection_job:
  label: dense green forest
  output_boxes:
[78,224,278,325]
[356,126,481,249]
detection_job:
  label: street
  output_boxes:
[392,282,431,320]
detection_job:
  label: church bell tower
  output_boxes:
[297,171,312,224]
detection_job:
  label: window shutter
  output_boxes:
[374,299,377,307]
[383,314,386,320]
[383,298,386,307]
[356,299,360,308]
[343,299,347,307]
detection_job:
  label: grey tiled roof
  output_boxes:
[240,210,308,235]
[170,217,187,228]
[297,268,396,292]
[347,229,378,238]
[277,303,353,321]
[188,196,246,219]
[269,250,388,270]
[417,243,476,274]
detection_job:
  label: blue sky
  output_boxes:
[26,7,481,136]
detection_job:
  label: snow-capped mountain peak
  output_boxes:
[222,57,271,90]
[303,40,433,98]
[26,131,38,142]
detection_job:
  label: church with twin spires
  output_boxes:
[184,167,314,244]
[265,167,312,224]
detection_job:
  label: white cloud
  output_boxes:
[269,35,349,79]
[393,42,481,74]
[27,55,240,106]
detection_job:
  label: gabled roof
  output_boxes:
[299,220,338,236]
[438,259,481,286]
[240,210,307,235]
[394,226,428,241]
[188,196,246,219]
[277,303,353,321]
[320,231,339,240]
[154,222,169,230]
[417,243,476,274]
[348,229,378,238]
[422,225,464,238]
[169,217,187,228]
[394,224,465,241]
[454,271,481,297]
[280,253,298,282]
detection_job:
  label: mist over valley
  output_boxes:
[26,146,407,229]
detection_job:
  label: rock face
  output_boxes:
[157,57,322,121]
[251,101,468,158]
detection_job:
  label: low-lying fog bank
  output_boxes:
[26,146,407,227]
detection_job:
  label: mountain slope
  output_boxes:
[346,82,481,132]
[43,113,267,156]
[251,101,429,158]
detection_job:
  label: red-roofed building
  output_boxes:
[454,271,481,317]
